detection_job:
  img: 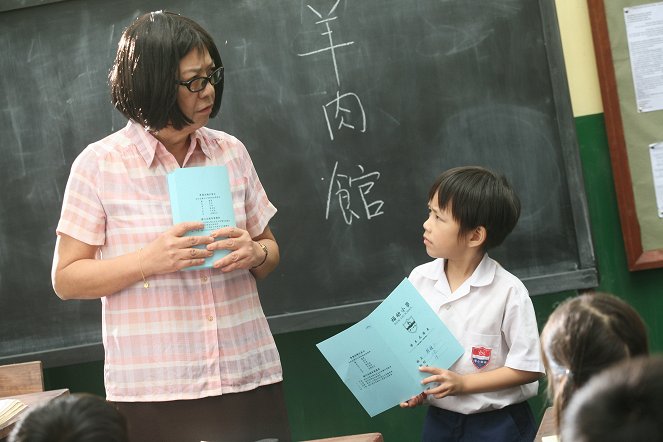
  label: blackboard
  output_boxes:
[0,0,597,367]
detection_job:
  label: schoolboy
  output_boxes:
[400,166,544,442]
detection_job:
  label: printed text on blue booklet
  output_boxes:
[167,166,235,271]
[316,278,464,417]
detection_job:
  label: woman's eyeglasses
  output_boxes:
[177,66,224,93]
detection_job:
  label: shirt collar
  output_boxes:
[420,254,496,299]
[126,120,214,167]
[125,120,159,166]
[468,254,496,288]
[190,129,215,159]
[419,258,446,281]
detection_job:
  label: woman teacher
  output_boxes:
[52,11,290,441]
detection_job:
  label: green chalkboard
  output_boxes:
[0,0,596,366]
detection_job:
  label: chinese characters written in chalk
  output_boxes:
[299,1,383,225]
[325,162,384,225]
[297,1,366,141]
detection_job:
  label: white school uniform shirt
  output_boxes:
[408,254,545,414]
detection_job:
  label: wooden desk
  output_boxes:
[0,389,69,439]
[535,407,557,442]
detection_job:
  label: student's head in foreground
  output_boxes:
[540,291,649,432]
[425,166,520,258]
[9,393,128,442]
[562,355,663,442]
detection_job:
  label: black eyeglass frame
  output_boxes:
[177,66,224,93]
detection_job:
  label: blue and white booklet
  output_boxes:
[317,278,464,417]
[167,166,235,271]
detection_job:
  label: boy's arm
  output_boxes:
[419,366,542,399]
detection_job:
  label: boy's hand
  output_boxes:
[399,392,426,408]
[419,366,465,399]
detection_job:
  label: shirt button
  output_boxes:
[201,276,208,282]
[444,305,451,310]
[207,315,213,322]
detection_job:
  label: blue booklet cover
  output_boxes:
[317,278,464,417]
[167,166,235,271]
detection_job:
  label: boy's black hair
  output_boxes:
[9,393,128,442]
[428,166,520,250]
[563,355,663,442]
[109,11,223,131]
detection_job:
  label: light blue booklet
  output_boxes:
[317,278,464,417]
[167,166,235,271]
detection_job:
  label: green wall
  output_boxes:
[43,113,663,441]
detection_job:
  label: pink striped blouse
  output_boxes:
[56,121,282,401]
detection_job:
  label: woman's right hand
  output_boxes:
[139,222,216,276]
[53,223,215,300]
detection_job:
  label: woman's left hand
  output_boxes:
[207,226,263,272]
[419,366,465,399]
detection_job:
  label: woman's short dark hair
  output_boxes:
[541,292,649,434]
[428,166,520,250]
[110,11,223,131]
